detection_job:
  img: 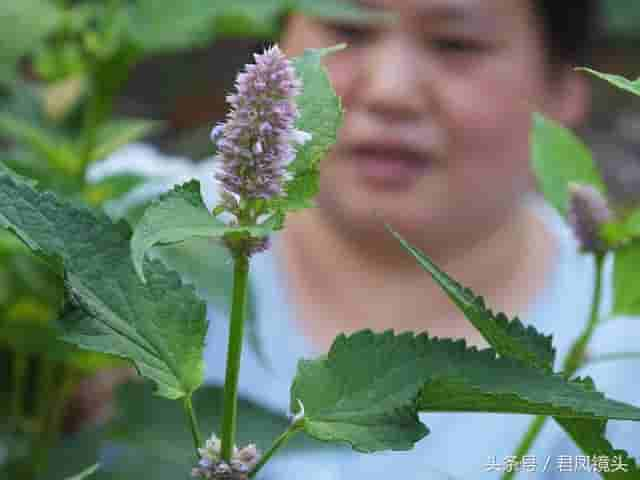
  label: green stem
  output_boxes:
[500,416,548,480]
[562,253,605,378]
[501,253,605,480]
[249,423,303,479]
[220,254,250,461]
[184,395,203,458]
[11,352,28,430]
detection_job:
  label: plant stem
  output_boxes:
[184,395,203,458]
[500,416,548,480]
[248,423,303,479]
[562,253,605,378]
[220,254,250,461]
[501,253,605,480]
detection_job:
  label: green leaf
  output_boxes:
[82,174,146,206]
[153,237,270,370]
[601,209,640,245]
[387,225,555,372]
[274,45,345,213]
[578,68,640,97]
[88,118,162,164]
[65,464,100,480]
[130,180,272,283]
[0,170,207,400]
[531,112,606,218]
[555,378,640,480]
[291,330,640,453]
[0,112,79,176]
[613,240,640,316]
[127,0,220,53]
[211,0,284,38]
[0,0,62,71]
[295,0,396,24]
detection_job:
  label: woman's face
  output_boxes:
[281,0,586,249]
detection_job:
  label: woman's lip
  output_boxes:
[351,149,431,189]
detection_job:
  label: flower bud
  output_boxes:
[567,182,613,253]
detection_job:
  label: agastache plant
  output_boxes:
[210,45,311,257]
[4,41,640,479]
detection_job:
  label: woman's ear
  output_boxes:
[546,68,591,128]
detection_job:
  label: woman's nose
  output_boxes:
[357,35,429,120]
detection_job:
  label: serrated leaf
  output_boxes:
[531,112,606,218]
[291,330,640,453]
[274,45,344,213]
[153,237,270,370]
[578,68,640,97]
[555,378,640,480]
[387,225,555,372]
[0,171,207,400]
[130,180,273,283]
[88,118,162,164]
[613,240,640,316]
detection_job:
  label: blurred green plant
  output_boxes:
[0,1,391,478]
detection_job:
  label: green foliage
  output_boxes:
[578,68,640,98]
[88,119,162,165]
[105,382,325,472]
[387,225,556,373]
[0,0,62,76]
[388,226,640,474]
[153,236,269,369]
[0,169,207,400]
[531,113,606,218]
[613,241,640,316]
[82,174,147,206]
[0,112,80,176]
[290,329,640,453]
[125,0,390,54]
[130,180,271,283]
[274,45,345,212]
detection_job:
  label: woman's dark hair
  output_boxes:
[534,1,601,67]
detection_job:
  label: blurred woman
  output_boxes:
[203,1,640,478]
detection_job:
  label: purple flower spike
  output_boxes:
[212,45,311,206]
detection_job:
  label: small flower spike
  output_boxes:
[191,433,261,480]
[567,182,613,253]
[211,45,312,208]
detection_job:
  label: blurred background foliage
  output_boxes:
[0,1,386,478]
[0,0,639,479]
